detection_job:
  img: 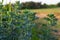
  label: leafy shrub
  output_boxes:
[0,9,38,40]
[44,13,58,26]
[0,1,39,40]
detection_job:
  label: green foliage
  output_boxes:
[0,1,38,40]
[0,6,38,40]
[57,2,60,7]
[0,1,58,40]
[21,1,59,9]
[44,13,58,26]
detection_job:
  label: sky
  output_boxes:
[0,0,20,5]
[20,0,60,4]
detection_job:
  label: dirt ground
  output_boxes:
[36,12,60,20]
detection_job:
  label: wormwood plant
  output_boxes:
[44,13,58,26]
[0,0,38,40]
[0,7,38,40]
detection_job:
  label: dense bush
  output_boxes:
[0,1,38,40]
[0,7,38,40]
[57,2,60,7]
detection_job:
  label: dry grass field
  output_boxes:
[28,8,60,20]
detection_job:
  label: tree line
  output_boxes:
[20,1,60,9]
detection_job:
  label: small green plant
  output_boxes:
[44,13,58,26]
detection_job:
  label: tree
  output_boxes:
[21,1,42,9]
[42,3,48,8]
[57,2,60,7]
